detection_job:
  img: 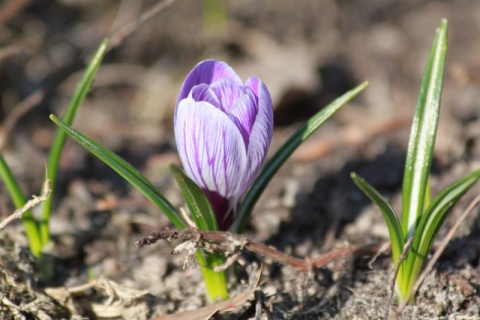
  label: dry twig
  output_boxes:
[46,277,149,318]
[107,0,177,52]
[136,228,387,272]
[0,89,47,150]
[368,241,391,268]
[383,236,414,320]
[0,179,51,232]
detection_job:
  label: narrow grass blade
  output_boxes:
[233,81,368,233]
[402,168,480,297]
[351,172,404,264]
[0,154,42,256]
[41,40,109,244]
[402,20,448,238]
[50,115,185,229]
[170,164,218,231]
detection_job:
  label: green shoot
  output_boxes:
[351,19,480,303]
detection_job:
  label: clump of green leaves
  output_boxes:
[351,19,480,303]
[0,40,109,260]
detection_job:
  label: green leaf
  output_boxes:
[402,168,480,297]
[170,164,218,231]
[402,20,448,238]
[41,39,109,245]
[0,154,42,257]
[233,81,369,233]
[424,177,432,210]
[169,164,227,300]
[351,172,404,266]
[49,115,185,229]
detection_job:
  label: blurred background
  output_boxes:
[1,0,480,318]
[1,0,479,185]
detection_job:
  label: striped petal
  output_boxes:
[175,98,247,199]
[190,84,221,109]
[176,60,241,113]
[174,60,274,230]
[242,77,274,192]
[228,85,258,148]
[209,79,244,114]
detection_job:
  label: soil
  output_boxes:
[1,0,480,319]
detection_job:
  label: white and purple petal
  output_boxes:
[209,78,248,114]
[174,60,274,230]
[175,98,247,199]
[242,77,274,193]
[176,60,242,112]
[228,86,258,148]
[190,84,221,109]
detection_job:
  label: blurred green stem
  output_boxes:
[0,153,42,257]
[40,39,109,245]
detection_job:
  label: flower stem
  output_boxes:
[196,251,228,301]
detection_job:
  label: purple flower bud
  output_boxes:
[174,60,273,230]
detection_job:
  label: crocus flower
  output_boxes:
[174,60,274,230]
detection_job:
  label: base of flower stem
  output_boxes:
[197,251,228,301]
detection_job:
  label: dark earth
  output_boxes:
[1,0,480,319]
